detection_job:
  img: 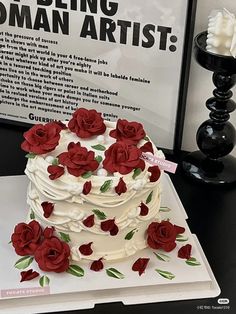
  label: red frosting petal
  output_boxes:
[148,166,161,182]
[90,258,104,271]
[41,202,54,218]
[132,258,150,276]
[79,242,93,256]
[20,269,39,282]
[115,177,127,195]
[178,244,192,259]
[139,202,149,216]
[174,225,185,235]
[140,142,154,154]
[82,215,95,228]
[47,165,64,180]
[43,226,55,239]
[82,181,92,195]
[100,219,115,232]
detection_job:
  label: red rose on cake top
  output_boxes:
[58,142,99,177]
[68,108,106,138]
[103,141,145,175]
[110,119,146,144]
[21,122,62,154]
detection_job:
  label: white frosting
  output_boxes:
[25,120,163,261]
[206,8,236,57]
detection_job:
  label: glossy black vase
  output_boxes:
[182,31,236,185]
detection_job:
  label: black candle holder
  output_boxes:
[182,31,236,185]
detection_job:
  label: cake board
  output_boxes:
[0,174,220,314]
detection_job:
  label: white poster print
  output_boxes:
[0,0,188,149]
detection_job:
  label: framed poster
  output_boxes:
[0,0,197,151]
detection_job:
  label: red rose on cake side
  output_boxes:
[58,142,99,177]
[103,141,145,175]
[34,236,70,273]
[21,122,62,154]
[147,221,185,252]
[110,119,146,144]
[11,220,43,256]
[68,108,106,138]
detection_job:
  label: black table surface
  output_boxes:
[0,123,235,314]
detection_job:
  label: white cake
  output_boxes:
[22,108,162,262]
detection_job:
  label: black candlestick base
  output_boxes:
[182,31,236,185]
[182,151,236,185]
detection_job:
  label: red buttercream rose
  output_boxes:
[47,165,65,180]
[115,177,127,195]
[148,166,161,182]
[21,122,61,154]
[147,221,185,252]
[68,108,106,138]
[11,220,43,256]
[103,141,145,175]
[34,236,70,273]
[110,119,146,144]
[178,244,192,260]
[58,142,99,177]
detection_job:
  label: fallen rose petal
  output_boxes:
[79,242,93,256]
[132,258,150,276]
[90,258,104,271]
[178,244,192,260]
[20,269,39,282]
[82,215,95,228]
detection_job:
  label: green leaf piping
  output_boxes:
[132,168,142,180]
[59,232,71,243]
[30,210,35,220]
[100,180,112,193]
[125,229,137,240]
[153,252,170,262]
[52,158,59,166]
[176,234,188,242]
[14,256,34,270]
[25,153,36,159]
[155,269,175,280]
[92,209,107,220]
[67,265,85,277]
[95,155,103,163]
[159,207,171,212]
[82,171,93,179]
[91,144,106,151]
[39,275,50,287]
[146,191,153,204]
[106,268,125,279]
[185,257,201,266]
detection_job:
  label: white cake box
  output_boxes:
[0,174,220,314]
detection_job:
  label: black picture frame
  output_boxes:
[0,0,197,153]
